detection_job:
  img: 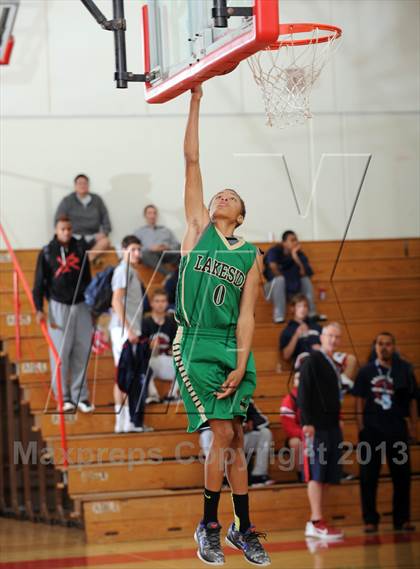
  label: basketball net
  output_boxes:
[247,26,341,128]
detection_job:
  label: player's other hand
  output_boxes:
[215,369,243,399]
[191,84,203,100]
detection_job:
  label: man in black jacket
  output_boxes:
[298,322,344,540]
[33,216,94,413]
[353,332,418,533]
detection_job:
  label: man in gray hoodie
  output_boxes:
[55,174,112,262]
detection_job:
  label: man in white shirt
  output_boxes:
[109,235,147,433]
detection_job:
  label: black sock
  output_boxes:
[232,493,251,533]
[203,488,221,524]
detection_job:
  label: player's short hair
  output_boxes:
[291,293,309,307]
[121,235,141,249]
[150,288,168,300]
[282,230,296,241]
[375,331,396,344]
[74,173,89,184]
[55,215,72,226]
[144,204,158,215]
[208,189,246,228]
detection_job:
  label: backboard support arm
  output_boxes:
[80,0,155,88]
[212,0,253,28]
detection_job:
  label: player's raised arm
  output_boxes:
[182,86,210,253]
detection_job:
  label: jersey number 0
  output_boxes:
[213,284,226,306]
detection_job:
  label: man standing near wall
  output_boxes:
[353,332,418,533]
[55,174,112,263]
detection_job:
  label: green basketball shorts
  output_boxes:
[172,326,257,433]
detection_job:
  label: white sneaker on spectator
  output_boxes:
[126,422,154,433]
[305,520,343,540]
[122,405,133,433]
[145,395,161,404]
[77,400,95,413]
[126,423,143,432]
[61,400,75,413]
[139,424,154,432]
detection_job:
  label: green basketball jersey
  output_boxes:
[175,223,258,330]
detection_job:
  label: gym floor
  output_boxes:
[0,518,419,569]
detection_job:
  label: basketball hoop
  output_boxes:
[247,23,342,128]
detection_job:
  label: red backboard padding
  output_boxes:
[0,35,14,65]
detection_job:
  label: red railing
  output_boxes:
[0,223,68,470]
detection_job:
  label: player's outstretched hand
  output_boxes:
[215,369,243,399]
[191,84,203,100]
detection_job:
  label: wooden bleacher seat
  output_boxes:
[1,237,419,542]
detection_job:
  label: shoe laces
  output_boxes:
[205,524,222,549]
[244,527,267,550]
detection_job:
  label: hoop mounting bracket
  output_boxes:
[80,0,151,88]
[114,70,157,83]
[101,17,126,32]
[212,1,253,28]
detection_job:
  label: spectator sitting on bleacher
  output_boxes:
[142,288,179,403]
[280,294,357,394]
[280,294,322,362]
[263,230,325,324]
[110,235,150,433]
[55,174,111,264]
[352,332,418,534]
[33,215,94,413]
[199,401,275,487]
[134,204,180,275]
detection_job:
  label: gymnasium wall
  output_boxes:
[1,0,419,249]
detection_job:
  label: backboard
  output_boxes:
[142,0,279,103]
[0,0,19,65]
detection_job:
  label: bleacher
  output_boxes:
[0,238,419,542]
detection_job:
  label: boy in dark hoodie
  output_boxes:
[33,215,93,412]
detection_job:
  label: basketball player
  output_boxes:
[173,85,270,566]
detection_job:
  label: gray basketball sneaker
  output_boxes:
[194,521,225,565]
[225,523,271,566]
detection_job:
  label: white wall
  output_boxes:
[0,0,419,249]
